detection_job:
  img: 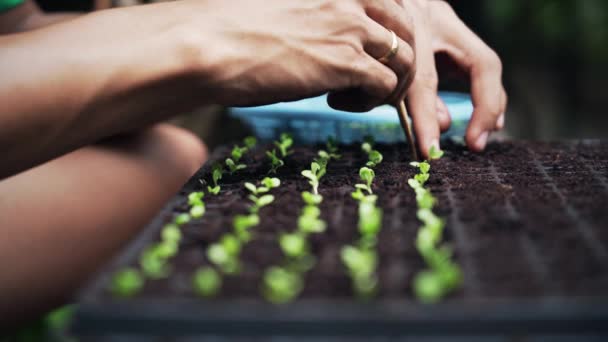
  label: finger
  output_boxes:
[406,15,440,158]
[429,1,506,151]
[328,56,397,112]
[363,18,416,92]
[437,96,451,132]
[361,0,416,48]
[495,89,507,130]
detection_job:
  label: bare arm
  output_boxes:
[0,0,79,34]
[0,0,420,180]
[0,3,208,179]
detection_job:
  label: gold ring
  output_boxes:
[378,30,399,64]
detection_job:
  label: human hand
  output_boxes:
[182,0,416,111]
[400,0,507,157]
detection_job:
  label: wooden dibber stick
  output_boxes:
[396,100,419,161]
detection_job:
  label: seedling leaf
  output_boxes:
[193,267,221,297]
[429,145,444,160]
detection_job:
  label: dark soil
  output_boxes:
[105,140,608,301]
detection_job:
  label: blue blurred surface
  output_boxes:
[230,92,472,144]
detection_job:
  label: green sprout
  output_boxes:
[354,167,375,195]
[274,133,294,158]
[325,136,341,159]
[225,157,246,174]
[408,145,462,303]
[361,142,372,154]
[301,161,326,195]
[279,232,308,259]
[245,177,280,212]
[233,214,259,242]
[161,224,181,245]
[262,266,303,304]
[340,245,378,298]
[174,213,191,226]
[111,268,144,297]
[366,150,383,167]
[139,239,181,278]
[207,239,240,275]
[249,194,275,213]
[193,267,222,297]
[207,163,223,195]
[429,145,444,160]
[243,136,257,150]
[297,205,326,234]
[361,139,383,167]
[301,191,323,206]
[358,201,382,242]
[266,149,285,174]
[190,204,205,218]
[188,191,204,206]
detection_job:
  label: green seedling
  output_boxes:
[140,245,172,279]
[274,133,294,158]
[225,157,246,174]
[231,145,246,162]
[262,266,303,304]
[188,191,204,206]
[245,177,280,196]
[190,204,205,218]
[366,150,383,167]
[246,177,280,212]
[193,267,222,297]
[248,194,275,213]
[233,214,260,242]
[187,192,206,218]
[408,144,461,302]
[301,161,327,195]
[161,224,181,245]
[358,201,382,241]
[279,232,308,259]
[301,191,323,206]
[207,163,223,195]
[326,136,341,159]
[111,268,144,297]
[410,161,431,174]
[174,213,191,226]
[429,145,444,160]
[340,245,378,298]
[297,205,326,234]
[266,149,285,174]
[207,240,240,275]
[355,167,375,194]
[243,136,257,150]
[341,246,377,279]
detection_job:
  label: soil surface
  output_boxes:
[103,140,608,301]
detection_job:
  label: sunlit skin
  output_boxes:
[0,0,505,324]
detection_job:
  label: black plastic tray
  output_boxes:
[73,142,608,338]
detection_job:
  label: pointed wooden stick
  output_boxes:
[397,100,419,161]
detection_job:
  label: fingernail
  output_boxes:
[475,131,489,150]
[496,113,505,129]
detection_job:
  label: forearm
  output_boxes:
[0,1,79,34]
[0,3,211,179]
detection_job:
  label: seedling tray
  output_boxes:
[74,140,608,338]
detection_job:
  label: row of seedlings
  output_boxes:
[408,146,462,302]
[266,133,294,174]
[110,137,257,296]
[192,136,294,297]
[261,138,340,303]
[341,138,384,298]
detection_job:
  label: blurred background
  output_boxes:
[37,0,608,148]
